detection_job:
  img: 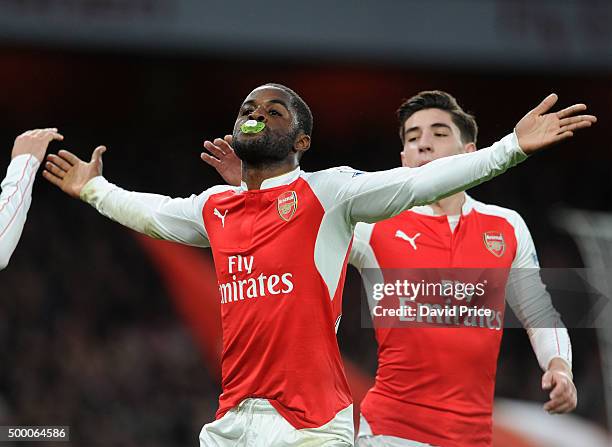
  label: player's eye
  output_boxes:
[269,109,282,116]
[407,137,417,142]
[241,108,253,116]
[434,133,448,137]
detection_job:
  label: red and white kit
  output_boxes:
[0,154,40,270]
[80,133,526,446]
[350,195,572,447]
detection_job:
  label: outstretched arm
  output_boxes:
[338,94,596,224]
[0,129,63,270]
[44,146,210,247]
[204,96,597,226]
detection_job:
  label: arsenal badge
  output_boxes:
[277,191,298,221]
[483,231,505,257]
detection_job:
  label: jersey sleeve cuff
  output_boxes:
[80,176,115,208]
[510,130,528,158]
[547,355,573,374]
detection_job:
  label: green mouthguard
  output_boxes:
[241,120,266,134]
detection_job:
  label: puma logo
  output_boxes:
[214,208,228,227]
[395,230,421,250]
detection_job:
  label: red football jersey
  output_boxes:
[202,173,353,429]
[351,195,537,446]
[80,133,526,434]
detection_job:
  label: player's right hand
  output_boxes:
[43,146,107,199]
[201,134,242,186]
[11,128,64,162]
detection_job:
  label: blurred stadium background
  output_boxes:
[0,1,611,446]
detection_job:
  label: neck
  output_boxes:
[428,191,466,216]
[242,160,298,190]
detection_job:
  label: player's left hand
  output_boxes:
[201,135,242,187]
[515,94,596,154]
[542,359,577,414]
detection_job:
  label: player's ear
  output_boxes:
[294,132,310,154]
[400,150,408,167]
[463,142,477,153]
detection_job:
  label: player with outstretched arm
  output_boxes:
[44,84,593,446]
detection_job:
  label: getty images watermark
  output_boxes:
[360,268,611,329]
[371,278,499,325]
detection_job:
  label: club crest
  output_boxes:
[483,231,505,257]
[277,191,298,222]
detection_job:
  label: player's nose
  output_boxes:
[248,107,266,122]
[418,140,433,153]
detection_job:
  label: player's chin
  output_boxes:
[236,131,267,142]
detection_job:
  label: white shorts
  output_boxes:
[199,398,354,446]
[356,415,435,447]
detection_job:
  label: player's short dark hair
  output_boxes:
[264,83,313,137]
[397,90,478,145]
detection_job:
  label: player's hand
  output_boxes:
[515,94,596,154]
[542,358,577,414]
[201,135,241,186]
[11,128,64,162]
[43,146,107,199]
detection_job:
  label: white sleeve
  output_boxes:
[349,222,386,314]
[80,176,220,248]
[507,213,572,371]
[0,155,40,270]
[348,222,376,270]
[319,132,526,225]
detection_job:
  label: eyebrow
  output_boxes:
[242,99,290,110]
[404,123,452,135]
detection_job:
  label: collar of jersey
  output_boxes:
[409,193,476,217]
[239,166,301,191]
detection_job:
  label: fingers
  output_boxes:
[214,137,235,155]
[532,93,559,115]
[544,389,567,413]
[45,160,67,179]
[91,145,107,163]
[58,150,81,166]
[561,120,594,133]
[558,115,597,128]
[47,154,72,172]
[544,393,576,414]
[203,137,236,158]
[20,128,64,140]
[556,103,587,119]
[558,115,597,135]
[42,169,64,188]
[39,128,64,142]
[542,371,553,391]
[542,373,577,414]
[201,152,221,167]
[203,140,227,158]
[47,131,64,141]
[556,117,595,138]
[544,400,569,414]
